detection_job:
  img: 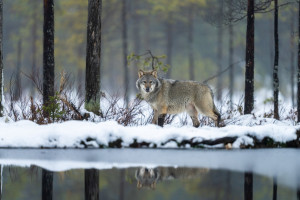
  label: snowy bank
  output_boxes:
[0,115,299,149]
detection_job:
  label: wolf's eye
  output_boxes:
[143,81,146,84]
[149,81,153,84]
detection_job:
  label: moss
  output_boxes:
[85,101,101,116]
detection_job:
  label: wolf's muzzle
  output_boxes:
[145,88,150,92]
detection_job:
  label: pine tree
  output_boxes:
[122,0,129,105]
[43,0,55,106]
[85,0,102,114]
[273,0,279,120]
[244,0,255,115]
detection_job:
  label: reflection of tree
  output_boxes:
[244,172,253,200]
[85,169,99,200]
[119,169,125,200]
[42,169,53,200]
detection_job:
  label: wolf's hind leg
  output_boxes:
[195,101,220,127]
[186,104,200,128]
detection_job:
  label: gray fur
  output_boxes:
[136,70,221,127]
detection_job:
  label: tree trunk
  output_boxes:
[0,0,2,117]
[43,0,55,106]
[166,14,173,78]
[31,0,38,97]
[217,1,223,101]
[273,0,279,120]
[244,0,255,115]
[42,169,53,200]
[85,0,102,115]
[144,16,151,50]
[188,6,194,81]
[14,39,22,101]
[291,11,295,108]
[122,0,129,105]
[229,5,234,110]
[298,0,300,122]
[85,169,99,200]
[244,172,253,200]
[132,0,140,89]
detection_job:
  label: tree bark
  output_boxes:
[85,169,99,200]
[244,172,253,200]
[273,0,279,120]
[43,0,55,106]
[0,0,2,118]
[42,169,53,200]
[132,0,140,89]
[85,0,101,114]
[166,14,173,78]
[291,12,295,108]
[297,2,300,122]
[217,1,223,101]
[244,0,255,115]
[229,5,234,110]
[122,0,129,105]
[188,6,194,81]
[14,39,22,101]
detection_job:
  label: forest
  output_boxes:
[0,1,300,200]
[0,0,299,124]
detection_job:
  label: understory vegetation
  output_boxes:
[2,72,297,128]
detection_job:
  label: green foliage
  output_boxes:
[263,97,274,105]
[43,93,65,122]
[127,51,170,73]
[85,101,101,116]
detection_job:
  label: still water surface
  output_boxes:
[0,148,299,200]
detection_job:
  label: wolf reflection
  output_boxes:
[135,167,208,189]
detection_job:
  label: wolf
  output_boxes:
[136,70,221,127]
[135,167,208,189]
[135,167,160,189]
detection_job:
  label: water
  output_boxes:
[0,149,299,200]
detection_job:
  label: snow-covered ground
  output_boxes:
[0,114,298,149]
[0,89,298,149]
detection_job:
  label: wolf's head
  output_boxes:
[135,167,160,189]
[136,70,161,93]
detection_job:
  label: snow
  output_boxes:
[0,115,298,149]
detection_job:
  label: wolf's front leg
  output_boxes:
[152,110,159,125]
[158,114,166,127]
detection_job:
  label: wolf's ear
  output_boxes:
[138,70,144,78]
[151,70,157,78]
